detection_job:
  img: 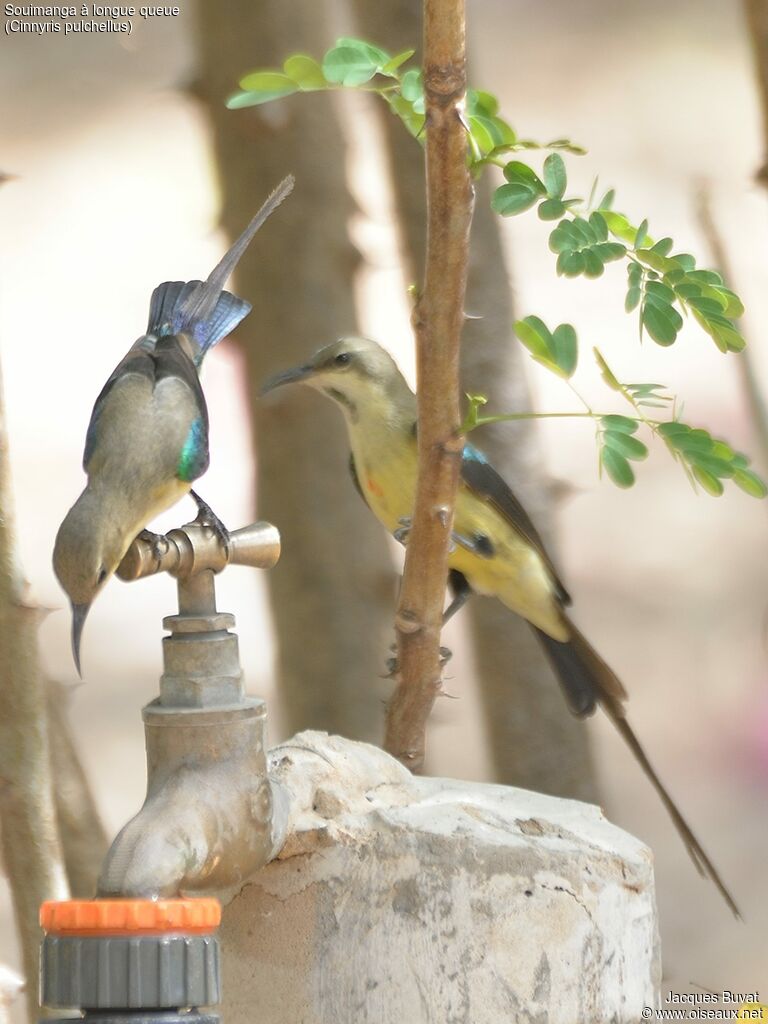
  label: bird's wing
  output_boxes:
[83,346,155,470]
[461,444,571,606]
[152,335,210,482]
[83,335,209,482]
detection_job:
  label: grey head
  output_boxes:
[261,336,413,422]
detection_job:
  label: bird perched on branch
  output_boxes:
[262,334,739,917]
[53,176,294,673]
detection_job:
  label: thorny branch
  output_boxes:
[384,0,474,771]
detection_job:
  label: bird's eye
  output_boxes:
[333,352,351,367]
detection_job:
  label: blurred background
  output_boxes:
[1,0,767,1015]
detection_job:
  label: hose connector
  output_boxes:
[39,898,221,1024]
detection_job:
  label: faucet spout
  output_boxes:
[99,701,289,897]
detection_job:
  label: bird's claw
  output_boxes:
[138,529,169,567]
[190,490,231,557]
[393,516,412,546]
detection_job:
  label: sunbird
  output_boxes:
[53,176,294,673]
[262,335,738,917]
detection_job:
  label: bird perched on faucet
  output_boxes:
[262,334,739,917]
[53,175,294,674]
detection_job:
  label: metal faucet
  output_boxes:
[97,518,289,898]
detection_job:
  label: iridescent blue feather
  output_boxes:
[177,416,209,482]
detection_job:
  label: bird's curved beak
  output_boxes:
[260,364,315,396]
[71,602,90,678]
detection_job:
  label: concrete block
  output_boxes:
[219,732,660,1023]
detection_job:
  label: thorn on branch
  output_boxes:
[433,505,451,528]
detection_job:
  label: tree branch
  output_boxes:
[351,0,597,797]
[384,0,474,770]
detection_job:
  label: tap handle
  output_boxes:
[116,521,281,582]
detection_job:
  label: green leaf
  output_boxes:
[551,323,578,377]
[557,250,586,276]
[636,247,677,273]
[283,55,326,90]
[687,296,726,317]
[645,280,676,305]
[469,115,512,155]
[492,183,538,216]
[627,382,671,407]
[545,138,586,154]
[603,430,649,460]
[389,95,425,137]
[468,116,497,155]
[598,188,616,210]
[323,40,389,86]
[689,454,735,478]
[635,219,649,249]
[673,253,696,271]
[625,286,642,313]
[733,468,768,498]
[549,222,577,253]
[467,89,499,117]
[571,217,597,245]
[642,302,681,346]
[601,446,635,488]
[231,71,299,105]
[514,317,577,378]
[400,68,423,101]
[543,153,567,199]
[674,282,703,299]
[712,286,744,319]
[650,236,674,256]
[461,392,488,433]
[686,269,724,286]
[692,465,724,496]
[589,211,609,241]
[601,211,638,244]
[583,248,604,278]
[657,421,689,439]
[538,198,566,220]
[601,414,639,433]
[627,262,644,284]
[503,161,546,193]
[691,310,745,353]
[593,348,622,391]
[593,241,626,263]
[514,316,552,360]
[381,49,415,75]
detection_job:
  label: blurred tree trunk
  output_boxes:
[0,361,68,1020]
[744,0,768,186]
[351,0,596,799]
[195,0,396,742]
[46,680,109,897]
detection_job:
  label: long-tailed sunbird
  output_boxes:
[262,334,738,917]
[53,176,294,674]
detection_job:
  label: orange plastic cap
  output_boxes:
[39,898,221,937]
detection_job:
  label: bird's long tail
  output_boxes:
[533,620,740,919]
[147,175,295,362]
